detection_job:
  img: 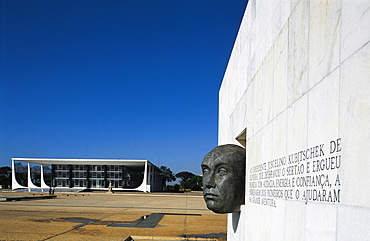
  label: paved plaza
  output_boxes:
[0,191,226,240]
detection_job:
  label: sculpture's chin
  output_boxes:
[205,200,216,209]
[208,199,243,213]
[206,200,221,213]
[206,200,233,214]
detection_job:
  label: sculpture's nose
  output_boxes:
[205,174,216,188]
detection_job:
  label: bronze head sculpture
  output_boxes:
[201,144,246,213]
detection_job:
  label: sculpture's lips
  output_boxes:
[204,193,218,200]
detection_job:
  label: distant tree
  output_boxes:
[185,175,203,191]
[175,171,195,188]
[173,184,180,192]
[165,184,180,192]
[0,166,12,189]
[160,166,176,185]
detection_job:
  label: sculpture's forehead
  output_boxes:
[202,152,234,168]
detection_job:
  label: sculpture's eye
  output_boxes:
[218,167,228,176]
[202,167,210,175]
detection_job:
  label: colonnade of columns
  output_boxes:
[11,159,162,192]
[12,160,50,190]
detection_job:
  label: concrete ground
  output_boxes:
[0,190,226,241]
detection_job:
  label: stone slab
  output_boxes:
[135,213,164,228]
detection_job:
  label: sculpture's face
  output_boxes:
[201,145,245,213]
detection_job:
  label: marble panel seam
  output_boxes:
[340,39,370,65]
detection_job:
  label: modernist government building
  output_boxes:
[11,158,162,192]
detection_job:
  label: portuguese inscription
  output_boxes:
[249,138,342,207]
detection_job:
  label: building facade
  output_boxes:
[220,0,370,240]
[12,158,162,192]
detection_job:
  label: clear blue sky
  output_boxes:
[0,0,247,175]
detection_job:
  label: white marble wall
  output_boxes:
[219,0,370,240]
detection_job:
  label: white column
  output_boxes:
[27,162,31,191]
[138,161,148,192]
[11,159,26,190]
[27,162,38,190]
[145,161,150,192]
[40,165,49,189]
